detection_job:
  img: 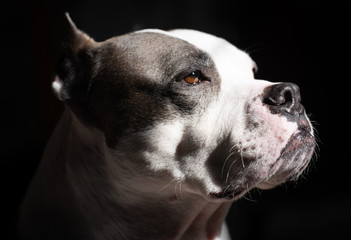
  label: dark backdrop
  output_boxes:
[2,0,349,239]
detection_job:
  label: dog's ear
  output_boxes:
[52,13,97,101]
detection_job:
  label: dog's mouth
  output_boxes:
[210,123,315,200]
[258,127,315,189]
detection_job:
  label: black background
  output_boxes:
[2,0,349,239]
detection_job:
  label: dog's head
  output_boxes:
[53,14,315,201]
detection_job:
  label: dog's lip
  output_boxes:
[258,128,315,189]
[280,128,315,160]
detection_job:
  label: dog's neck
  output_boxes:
[59,109,231,240]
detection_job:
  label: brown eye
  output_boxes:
[182,71,208,85]
[184,72,200,84]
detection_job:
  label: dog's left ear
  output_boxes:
[52,13,97,101]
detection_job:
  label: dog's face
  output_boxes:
[54,16,315,201]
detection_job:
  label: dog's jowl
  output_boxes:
[19,13,316,240]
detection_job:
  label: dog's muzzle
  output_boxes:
[211,82,315,200]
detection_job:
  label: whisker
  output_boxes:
[254,188,263,198]
[240,147,245,168]
[244,43,265,55]
[221,151,236,179]
[175,182,180,200]
[226,158,238,184]
[221,144,239,180]
[179,181,183,199]
[158,178,177,193]
[243,191,258,203]
[222,185,232,196]
[228,144,237,153]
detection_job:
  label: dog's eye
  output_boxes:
[184,72,201,84]
[181,71,208,85]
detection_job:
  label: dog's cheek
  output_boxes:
[110,120,187,180]
[103,92,180,148]
[143,121,186,178]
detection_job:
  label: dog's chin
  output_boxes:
[209,188,247,201]
[258,129,315,190]
[211,129,315,200]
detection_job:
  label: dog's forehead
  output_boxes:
[101,29,220,86]
[137,29,255,78]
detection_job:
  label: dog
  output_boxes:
[19,13,316,240]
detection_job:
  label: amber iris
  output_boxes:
[184,71,201,84]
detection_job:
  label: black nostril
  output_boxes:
[263,82,304,116]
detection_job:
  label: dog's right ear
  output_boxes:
[52,13,97,101]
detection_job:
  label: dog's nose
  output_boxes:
[263,82,304,116]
